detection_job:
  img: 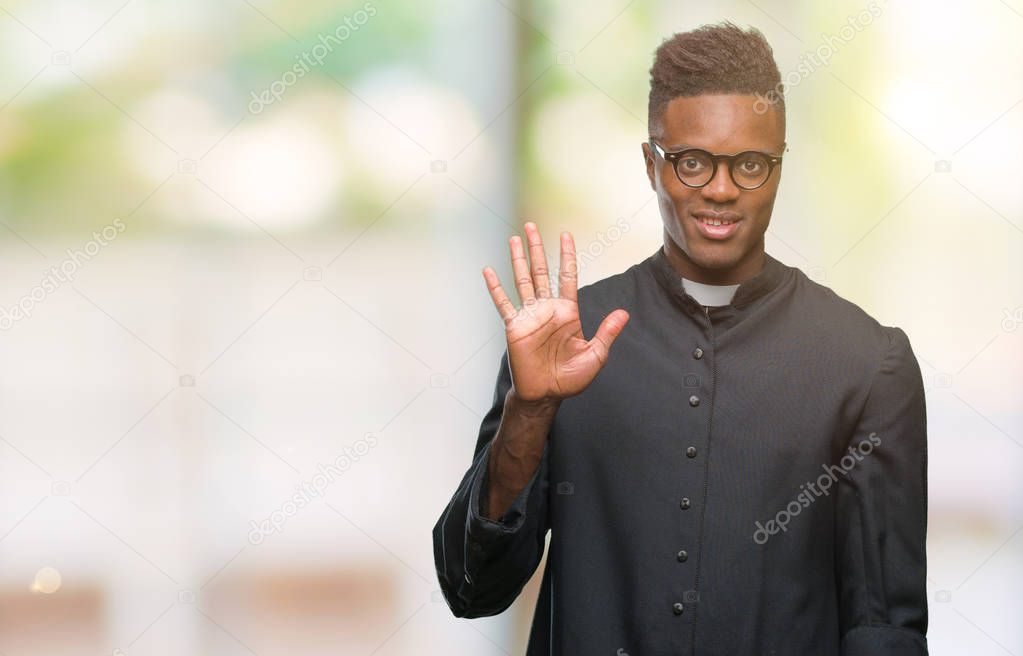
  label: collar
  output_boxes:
[647,245,788,313]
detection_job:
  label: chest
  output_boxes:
[548,320,867,493]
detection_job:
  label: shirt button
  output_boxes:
[688,395,700,407]
[693,347,704,359]
[686,446,697,458]
[679,497,691,510]
[673,602,685,615]
[677,549,688,562]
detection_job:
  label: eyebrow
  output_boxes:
[658,141,785,157]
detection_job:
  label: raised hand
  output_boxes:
[482,222,630,405]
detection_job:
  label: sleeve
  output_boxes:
[836,326,929,655]
[431,349,552,618]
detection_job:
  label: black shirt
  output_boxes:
[433,246,929,655]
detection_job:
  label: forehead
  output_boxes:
[657,94,783,151]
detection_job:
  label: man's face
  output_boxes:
[643,94,785,280]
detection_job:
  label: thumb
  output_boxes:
[588,309,630,365]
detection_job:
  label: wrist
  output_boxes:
[506,388,561,418]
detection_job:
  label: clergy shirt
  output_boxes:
[432,246,929,655]
[681,275,740,308]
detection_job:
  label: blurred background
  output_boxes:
[0,0,1020,653]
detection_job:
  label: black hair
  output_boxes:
[648,22,784,134]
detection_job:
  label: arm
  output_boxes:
[432,350,555,618]
[484,387,560,521]
[835,326,929,655]
[432,224,628,619]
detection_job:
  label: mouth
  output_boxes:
[691,210,742,240]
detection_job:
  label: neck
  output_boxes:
[662,234,766,285]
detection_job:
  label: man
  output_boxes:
[433,22,928,655]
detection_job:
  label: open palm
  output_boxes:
[482,222,630,404]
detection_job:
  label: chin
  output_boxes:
[688,248,743,271]
[678,234,744,268]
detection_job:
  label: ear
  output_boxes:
[642,142,656,191]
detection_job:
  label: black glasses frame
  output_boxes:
[648,139,786,190]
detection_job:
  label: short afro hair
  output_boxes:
[648,22,784,135]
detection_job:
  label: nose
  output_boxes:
[700,162,740,203]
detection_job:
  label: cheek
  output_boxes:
[657,189,701,238]
[662,186,697,219]
[745,188,780,222]
[653,171,686,205]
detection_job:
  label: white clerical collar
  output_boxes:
[681,276,740,307]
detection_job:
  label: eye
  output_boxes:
[680,157,706,171]
[736,155,767,176]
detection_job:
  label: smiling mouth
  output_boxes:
[695,216,738,227]
[691,212,742,239]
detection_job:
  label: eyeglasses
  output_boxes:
[648,139,786,191]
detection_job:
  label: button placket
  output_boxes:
[682,344,703,514]
[676,343,705,606]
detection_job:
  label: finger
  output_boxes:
[588,309,630,365]
[482,266,517,323]
[509,234,536,305]
[524,222,552,298]
[559,231,579,302]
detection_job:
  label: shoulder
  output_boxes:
[788,266,919,375]
[576,261,643,302]
[573,256,648,324]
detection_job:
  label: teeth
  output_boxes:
[700,217,733,226]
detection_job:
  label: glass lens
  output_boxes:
[732,152,770,189]
[675,150,714,187]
